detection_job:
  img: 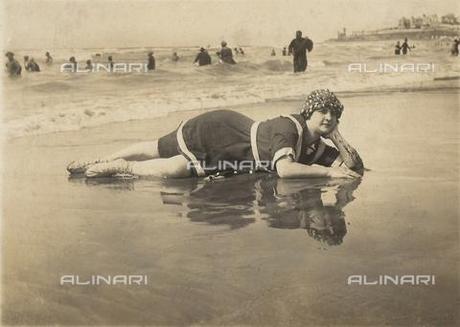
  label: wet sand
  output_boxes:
[2,91,459,325]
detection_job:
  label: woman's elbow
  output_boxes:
[277,169,289,178]
[275,160,293,178]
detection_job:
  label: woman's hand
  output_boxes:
[323,125,365,176]
[327,166,361,179]
[324,124,340,140]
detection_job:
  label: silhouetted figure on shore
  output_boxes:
[5,52,22,77]
[147,51,155,70]
[194,47,212,66]
[271,48,276,56]
[288,30,313,72]
[282,47,287,56]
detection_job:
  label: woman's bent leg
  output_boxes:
[104,140,160,161]
[67,140,160,174]
[130,155,192,178]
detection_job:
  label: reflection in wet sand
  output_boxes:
[159,174,361,246]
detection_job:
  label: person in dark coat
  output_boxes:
[194,47,211,66]
[147,51,155,71]
[288,30,313,72]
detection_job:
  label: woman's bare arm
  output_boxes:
[325,127,364,175]
[276,157,361,179]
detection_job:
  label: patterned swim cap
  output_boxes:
[300,89,344,119]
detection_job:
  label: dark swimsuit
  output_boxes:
[158,110,340,176]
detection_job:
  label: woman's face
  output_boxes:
[308,108,338,135]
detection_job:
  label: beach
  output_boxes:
[2,87,459,325]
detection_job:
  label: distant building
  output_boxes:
[426,14,440,27]
[336,12,459,42]
[337,28,347,40]
[399,17,411,29]
[411,16,423,29]
[399,14,442,29]
[441,13,459,25]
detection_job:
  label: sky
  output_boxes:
[2,0,459,49]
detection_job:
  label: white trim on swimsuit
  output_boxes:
[282,115,303,162]
[177,120,206,177]
[251,114,304,171]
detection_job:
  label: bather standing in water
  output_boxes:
[218,41,236,64]
[69,57,77,71]
[45,51,53,64]
[288,30,314,72]
[67,89,364,180]
[451,38,459,56]
[147,51,155,71]
[85,59,93,71]
[107,56,114,71]
[194,47,211,66]
[401,37,411,55]
[171,52,180,63]
[27,58,40,72]
[24,56,30,71]
[5,52,22,77]
[394,41,401,55]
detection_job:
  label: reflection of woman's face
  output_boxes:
[307,207,346,246]
[307,108,338,135]
[309,209,331,231]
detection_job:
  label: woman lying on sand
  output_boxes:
[67,89,364,179]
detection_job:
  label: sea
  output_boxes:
[3,40,459,138]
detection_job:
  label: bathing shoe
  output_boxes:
[85,159,133,178]
[67,159,107,174]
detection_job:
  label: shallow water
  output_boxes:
[2,91,458,325]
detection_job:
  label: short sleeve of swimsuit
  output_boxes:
[269,119,299,168]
